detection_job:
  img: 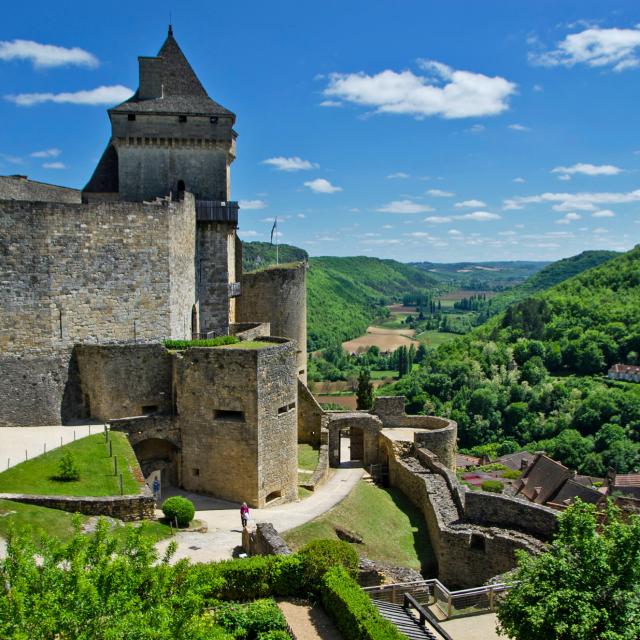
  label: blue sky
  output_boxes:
[2,1,640,262]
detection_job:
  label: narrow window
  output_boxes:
[128,114,136,121]
[192,468,200,476]
[210,116,218,124]
[142,405,158,414]
[215,409,245,422]
[278,406,288,415]
[177,180,186,192]
[179,115,187,123]
[288,402,296,411]
[470,533,486,552]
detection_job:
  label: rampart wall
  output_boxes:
[297,378,325,447]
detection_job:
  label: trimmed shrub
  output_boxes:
[162,496,195,527]
[320,566,404,640]
[481,479,504,493]
[56,451,80,481]
[212,599,287,640]
[257,632,290,640]
[298,539,358,591]
[164,336,239,350]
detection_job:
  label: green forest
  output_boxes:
[387,245,640,475]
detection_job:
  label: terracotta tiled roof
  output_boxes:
[456,454,480,468]
[498,451,534,471]
[515,453,574,504]
[553,479,603,505]
[613,474,640,487]
[608,364,640,375]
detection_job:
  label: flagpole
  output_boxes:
[276,216,279,265]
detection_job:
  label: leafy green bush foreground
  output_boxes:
[162,496,195,527]
[0,521,387,640]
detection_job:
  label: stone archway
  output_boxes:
[133,438,179,486]
[326,412,384,468]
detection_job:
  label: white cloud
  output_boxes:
[533,84,544,92]
[551,162,622,176]
[448,229,462,235]
[530,26,640,72]
[42,161,66,169]
[322,59,516,119]
[592,209,615,217]
[6,85,133,106]
[427,189,454,197]
[0,153,24,165]
[504,189,640,212]
[360,238,401,245]
[455,199,487,208]
[513,177,526,183]
[364,232,381,237]
[0,39,98,69]
[304,178,342,194]
[319,100,342,107]
[459,211,501,221]
[508,123,531,131]
[382,224,395,229]
[594,227,609,234]
[387,172,410,179]
[556,212,582,224]
[424,216,452,223]
[239,230,259,237]
[239,199,267,210]
[499,230,517,236]
[262,156,318,171]
[31,148,61,158]
[377,200,433,214]
[466,124,486,134]
[296,213,306,219]
[557,174,572,181]
[404,232,433,238]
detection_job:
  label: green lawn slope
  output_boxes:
[0,432,143,496]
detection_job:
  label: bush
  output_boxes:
[212,599,287,640]
[298,539,358,591]
[501,469,523,480]
[481,479,504,493]
[56,450,80,481]
[257,632,290,640]
[320,566,404,640]
[164,336,239,350]
[162,496,195,527]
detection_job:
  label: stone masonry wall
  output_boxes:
[0,492,154,521]
[242,522,292,556]
[0,175,81,203]
[237,263,307,382]
[381,435,546,589]
[76,344,173,421]
[256,339,298,505]
[0,195,195,354]
[297,379,324,447]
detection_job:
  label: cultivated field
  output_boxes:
[342,326,420,354]
[437,289,497,301]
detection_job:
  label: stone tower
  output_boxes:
[83,27,241,336]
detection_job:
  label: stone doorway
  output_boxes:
[133,438,179,487]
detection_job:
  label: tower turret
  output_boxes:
[83,27,237,203]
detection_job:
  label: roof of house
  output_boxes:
[456,453,481,468]
[515,453,574,504]
[498,451,535,471]
[612,474,640,487]
[111,28,234,119]
[552,479,603,506]
[608,364,640,375]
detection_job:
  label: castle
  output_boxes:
[0,28,307,507]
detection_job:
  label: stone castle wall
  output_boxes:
[237,263,307,382]
[0,195,195,354]
[0,175,81,203]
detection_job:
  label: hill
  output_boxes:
[242,241,308,272]
[388,244,640,476]
[411,260,548,289]
[477,250,620,321]
[307,256,438,351]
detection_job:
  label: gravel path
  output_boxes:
[277,600,343,640]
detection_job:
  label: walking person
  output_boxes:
[240,502,250,528]
[152,476,160,504]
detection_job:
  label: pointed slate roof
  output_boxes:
[111,28,234,119]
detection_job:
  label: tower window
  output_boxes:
[178,115,187,123]
[127,114,136,121]
[210,116,218,124]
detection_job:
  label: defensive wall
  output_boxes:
[0,175,81,203]
[236,263,308,382]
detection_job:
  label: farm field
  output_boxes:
[342,325,420,354]
[437,289,498,301]
[416,330,458,346]
[315,394,357,410]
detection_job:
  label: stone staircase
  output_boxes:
[372,599,439,640]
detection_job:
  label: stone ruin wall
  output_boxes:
[236,263,307,382]
[0,195,196,426]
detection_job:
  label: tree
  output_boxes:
[497,501,640,640]
[356,368,374,410]
[56,450,80,481]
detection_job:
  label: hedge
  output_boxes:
[320,566,405,640]
[164,336,240,349]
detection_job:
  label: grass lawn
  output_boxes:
[370,369,398,380]
[0,499,172,545]
[218,341,273,349]
[374,317,409,330]
[298,444,320,472]
[416,330,458,346]
[283,480,436,574]
[0,433,143,497]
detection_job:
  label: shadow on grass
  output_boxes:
[385,485,437,578]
